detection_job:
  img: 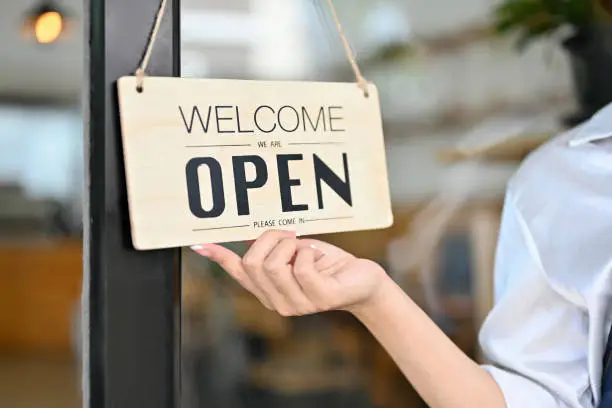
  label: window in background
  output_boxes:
[0,103,83,238]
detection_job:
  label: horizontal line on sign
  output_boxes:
[185,144,252,147]
[305,216,353,222]
[288,142,344,146]
[193,224,250,231]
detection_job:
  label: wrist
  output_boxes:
[346,272,401,320]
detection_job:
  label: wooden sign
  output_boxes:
[116,76,393,250]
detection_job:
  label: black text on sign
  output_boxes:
[117,77,393,250]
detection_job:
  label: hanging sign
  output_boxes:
[116,0,393,250]
[116,76,393,250]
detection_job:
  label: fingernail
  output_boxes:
[190,244,211,257]
[310,243,326,256]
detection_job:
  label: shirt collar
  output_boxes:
[568,103,612,147]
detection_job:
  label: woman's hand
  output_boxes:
[191,230,389,316]
[192,230,508,408]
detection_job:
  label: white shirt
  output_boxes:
[479,104,612,408]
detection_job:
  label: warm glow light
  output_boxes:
[34,11,63,43]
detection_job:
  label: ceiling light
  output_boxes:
[23,2,72,44]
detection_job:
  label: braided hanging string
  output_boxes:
[134,0,369,97]
[135,0,168,92]
[324,0,369,96]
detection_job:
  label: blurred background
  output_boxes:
[1,0,611,407]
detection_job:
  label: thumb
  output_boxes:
[296,239,350,270]
[297,239,343,258]
[291,240,326,265]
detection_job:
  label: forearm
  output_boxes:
[350,278,506,408]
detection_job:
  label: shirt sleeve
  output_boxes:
[479,189,593,408]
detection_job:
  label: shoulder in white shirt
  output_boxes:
[479,103,612,408]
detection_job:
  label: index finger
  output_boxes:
[191,244,255,292]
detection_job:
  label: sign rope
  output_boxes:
[135,0,168,92]
[134,0,369,97]
[323,0,369,97]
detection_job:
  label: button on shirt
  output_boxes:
[478,104,612,408]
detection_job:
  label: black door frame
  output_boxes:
[83,0,182,407]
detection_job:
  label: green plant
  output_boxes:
[492,0,609,50]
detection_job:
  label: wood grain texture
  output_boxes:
[117,76,393,249]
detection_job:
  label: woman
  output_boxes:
[191,104,612,408]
